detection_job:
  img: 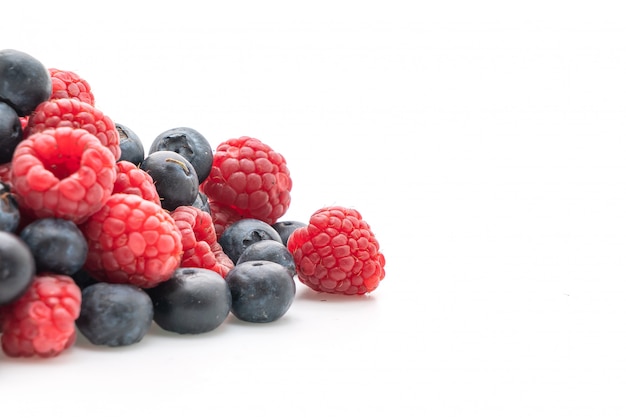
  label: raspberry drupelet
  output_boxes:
[201,136,292,226]
[80,193,183,288]
[0,273,81,358]
[10,127,116,224]
[287,206,386,295]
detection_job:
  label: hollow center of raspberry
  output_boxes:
[42,154,81,180]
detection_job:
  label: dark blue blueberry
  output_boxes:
[0,49,51,117]
[0,101,23,164]
[237,239,296,277]
[0,231,35,306]
[0,182,20,233]
[116,122,144,165]
[192,190,211,215]
[147,267,232,334]
[225,260,296,323]
[271,220,307,246]
[70,268,99,290]
[218,218,283,264]
[19,217,88,275]
[149,127,213,184]
[139,150,199,211]
[76,282,154,347]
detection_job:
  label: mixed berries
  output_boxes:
[0,48,386,359]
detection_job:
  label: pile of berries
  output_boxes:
[0,49,386,358]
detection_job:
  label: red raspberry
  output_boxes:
[25,98,120,160]
[19,116,28,130]
[209,199,245,239]
[80,193,183,288]
[10,127,116,224]
[0,274,81,358]
[48,68,95,106]
[287,206,386,295]
[113,160,161,206]
[171,205,234,277]
[201,136,292,225]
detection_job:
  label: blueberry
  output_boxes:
[237,239,296,277]
[19,217,88,275]
[116,122,144,165]
[0,182,20,233]
[0,102,23,164]
[139,150,199,211]
[225,260,296,323]
[271,220,307,246]
[218,218,283,264]
[0,231,35,306]
[0,49,52,117]
[70,268,99,290]
[192,190,211,215]
[147,267,232,334]
[149,127,213,184]
[76,282,154,347]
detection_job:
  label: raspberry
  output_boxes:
[80,193,183,288]
[113,160,161,206]
[19,116,28,130]
[171,205,234,277]
[287,206,386,295]
[0,273,81,358]
[25,98,121,160]
[10,127,116,224]
[201,136,292,225]
[48,68,95,106]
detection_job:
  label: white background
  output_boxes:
[2,1,626,416]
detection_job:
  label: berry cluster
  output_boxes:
[0,49,386,359]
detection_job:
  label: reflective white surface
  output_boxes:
[2,1,626,417]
